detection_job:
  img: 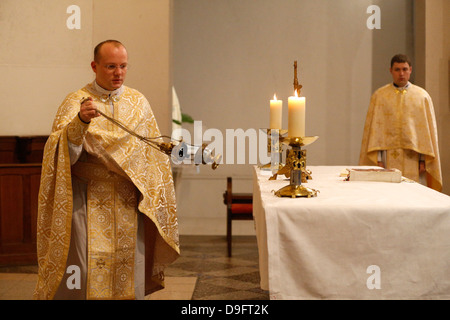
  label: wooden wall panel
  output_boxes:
[0,165,42,265]
[0,136,46,265]
[0,137,18,163]
[0,175,24,243]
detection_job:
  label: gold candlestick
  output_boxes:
[274,136,319,198]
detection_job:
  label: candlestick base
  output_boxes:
[260,162,284,170]
[274,184,318,198]
[273,135,319,198]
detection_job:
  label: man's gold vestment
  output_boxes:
[359,83,442,191]
[34,82,179,299]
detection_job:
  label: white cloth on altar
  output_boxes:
[253,165,450,299]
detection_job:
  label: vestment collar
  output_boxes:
[392,81,411,90]
[392,81,411,94]
[93,81,124,102]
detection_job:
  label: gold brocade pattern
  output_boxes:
[67,114,90,146]
[34,83,179,300]
[33,133,73,300]
[359,83,442,191]
[72,161,137,299]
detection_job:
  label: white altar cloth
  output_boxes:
[252,166,450,299]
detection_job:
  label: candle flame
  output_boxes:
[273,94,277,101]
[294,89,298,98]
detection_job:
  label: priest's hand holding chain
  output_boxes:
[79,97,100,124]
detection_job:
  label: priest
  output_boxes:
[359,54,442,191]
[33,40,179,299]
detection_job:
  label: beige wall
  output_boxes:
[0,0,172,136]
[0,0,93,135]
[425,0,450,196]
[414,0,450,195]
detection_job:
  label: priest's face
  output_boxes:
[91,43,128,91]
[390,62,412,87]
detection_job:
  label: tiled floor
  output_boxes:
[146,276,198,300]
[168,235,269,300]
[0,235,269,300]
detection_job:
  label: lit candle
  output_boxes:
[288,90,305,137]
[270,94,282,129]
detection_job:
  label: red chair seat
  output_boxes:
[223,177,253,256]
[231,203,253,214]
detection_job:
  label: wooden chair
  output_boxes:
[223,177,253,257]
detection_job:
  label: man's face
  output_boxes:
[390,62,412,87]
[91,43,128,91]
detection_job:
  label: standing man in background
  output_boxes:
[34,40,179,299]
[359,54,442,191]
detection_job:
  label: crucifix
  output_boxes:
[293,60,303,95]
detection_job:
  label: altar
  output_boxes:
[252,165,450,299]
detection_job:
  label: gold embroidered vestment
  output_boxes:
[34,82,179,299]
[359,83,442,191]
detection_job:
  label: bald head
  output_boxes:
[94,40,126,62]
